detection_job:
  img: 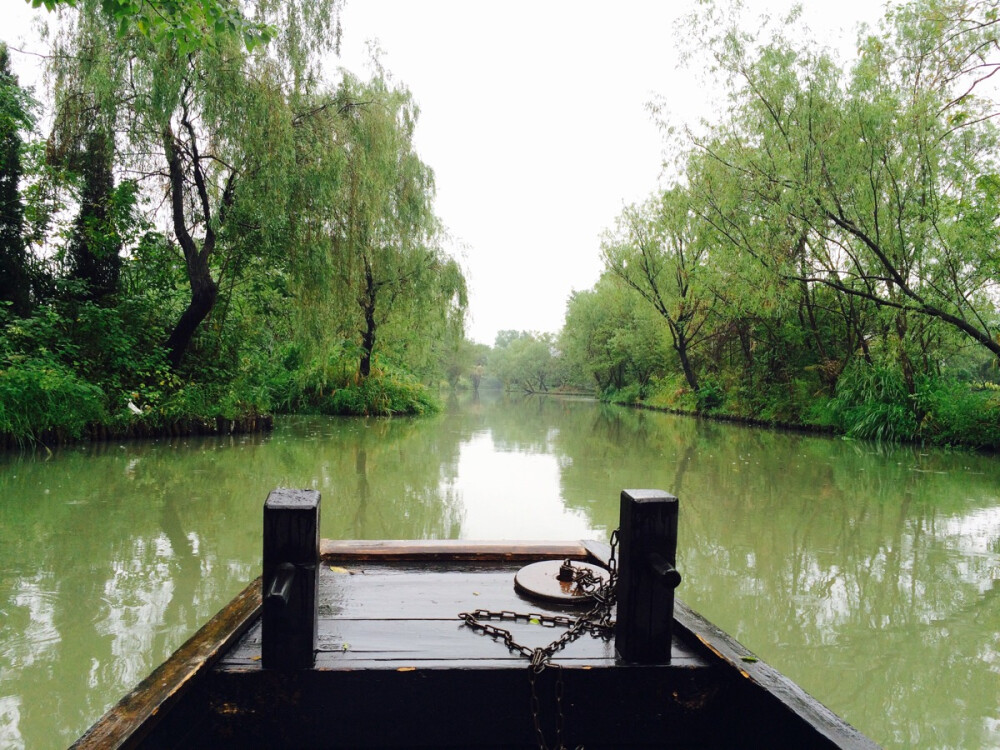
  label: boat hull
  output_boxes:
[73,541,878,749]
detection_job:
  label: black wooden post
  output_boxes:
[262,489,320,669]
[615,489,681,663]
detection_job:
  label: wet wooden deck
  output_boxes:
[180,546,731,748]
[221,560,707,670]
[75,539,878,749]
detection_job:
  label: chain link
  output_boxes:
[458,530,620,750]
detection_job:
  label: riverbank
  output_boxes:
[0,411,274,451]
[601,375,1000,451]
[0,370,448,450]
[631,401,839,437]
[0,346,440,450]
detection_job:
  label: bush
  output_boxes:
[915,378,1000,449]
[323,373,438,416]
[819,362,918,442]
[603,383,642,405]
[642,373,699,411]
[695,379,725,412]
[0,355,107,441]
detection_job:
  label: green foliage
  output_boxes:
[813,368,1000,447]
[694,378,725,412]
[489,331,562,392]
[323,374,438,417]
[28,0,278,53]
[815,362,919,442]
[0,271,278,443]
[42,0,344,369]
[601,187,715,393]
[0,353,106,440]
[561,274,669,394]
[65,130,123,301]
[694,0,1000,365]
[439,337,488,390]
[642,373,698,412]
[914,378,1000,449]
[0,0,470,445]
[268,342,439,418]
[0,43,35,317]
[11,0,1000,451]
[603,383,642,405]
[289,72,466,380]
[548,0,1000,450]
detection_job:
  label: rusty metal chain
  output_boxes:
[458,529,620,750]
[530,661,571,750]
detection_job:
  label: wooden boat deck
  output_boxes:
[156,545,725,748]
[223,558,705,671]
[73,493,878,749]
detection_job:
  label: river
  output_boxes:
[1,392,998,748]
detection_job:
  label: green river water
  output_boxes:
[1,393,999,748]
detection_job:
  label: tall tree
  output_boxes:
[0,43,34,316]
[490,331,559,392]
[66,128,120,301]
[602,187,716,393]
[691,0,1000,371]
[51,0,343,368]
[331,73,465,378]
[561,274,669,394]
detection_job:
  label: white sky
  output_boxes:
[4,0,889,345]
[333,1,890,344]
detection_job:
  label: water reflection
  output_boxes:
[550,403,1000,748]
[0,393,998,747]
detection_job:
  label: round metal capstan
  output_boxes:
[513,559,610,605]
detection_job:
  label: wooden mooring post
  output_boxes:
[262,489,320,669]
[615,489,682,663]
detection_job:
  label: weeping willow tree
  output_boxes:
[48,0,344,369]
[289,72,467,383]
[31,0,277,55]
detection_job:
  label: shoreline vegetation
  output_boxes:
[1,2,466,449]
[0,412,274,452]
[0,362,444,450]
[600,375,1000,452]
[8,378,996,453]
[7,367,997,452]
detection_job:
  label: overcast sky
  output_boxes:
[333,1,893,344]
[4,0,889,345]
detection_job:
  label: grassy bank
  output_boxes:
[601,368,1000,451]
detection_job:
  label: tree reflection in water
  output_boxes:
[0,394,998,748]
